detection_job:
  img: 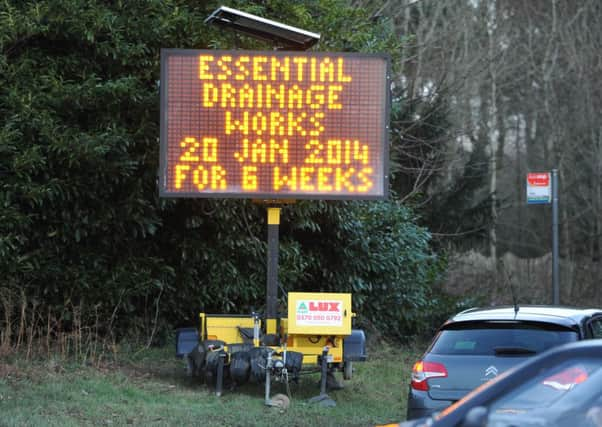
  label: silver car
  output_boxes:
[406,305,602,420]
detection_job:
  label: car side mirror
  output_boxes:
[460,406,489,427]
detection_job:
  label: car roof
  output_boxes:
[444,305,602,329]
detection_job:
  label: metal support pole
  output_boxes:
[216,352,226,397]
[265,351,273,406]
[308,346,336,406]
[266,208,280,334]
[552,169,559,305]
[318,347,328,396]
[253,312,261,348]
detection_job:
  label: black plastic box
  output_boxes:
[175,327,199,358]
[343,329,367,361]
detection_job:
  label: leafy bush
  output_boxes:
[278,200,446,339]
[1,0,447,344]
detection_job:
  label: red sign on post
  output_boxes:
[526,172,551,204]
[158,49,391,200]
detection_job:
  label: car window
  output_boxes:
[492,362,597,410]
[590,317,602,338]
[487,359,602,426]
[429,323,578,355]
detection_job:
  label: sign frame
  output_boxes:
[287,292,352,335]
[526,172,552,205]
[158,49,391,200]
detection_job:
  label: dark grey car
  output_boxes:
[406,305,602,420]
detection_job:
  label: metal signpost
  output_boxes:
[159,48,390,334]
[164,8,389,405]
[526,171,559,304]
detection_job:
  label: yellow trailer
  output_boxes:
[176,292,366,404]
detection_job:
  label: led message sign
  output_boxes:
[159,49,390,199]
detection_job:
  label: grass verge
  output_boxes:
[0,342,424,427]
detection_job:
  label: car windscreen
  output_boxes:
[428,322,578,356]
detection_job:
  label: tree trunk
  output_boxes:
[487,0,498,264]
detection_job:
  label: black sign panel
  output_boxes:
[159,49,390,199]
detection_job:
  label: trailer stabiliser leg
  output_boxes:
[319,348,328,395]
[263,350,291,411]
[216,352,226,397]
[264,350,272,406]
[308,347,336,407]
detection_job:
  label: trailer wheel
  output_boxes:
[343,361,353,380]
